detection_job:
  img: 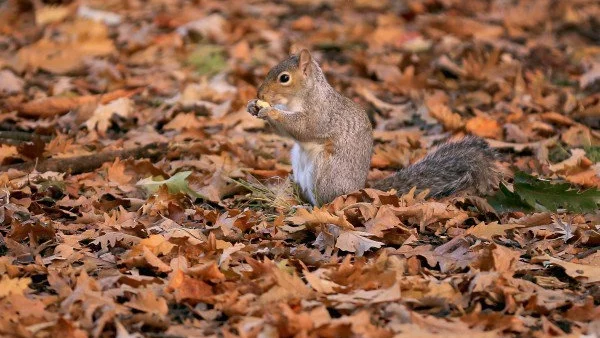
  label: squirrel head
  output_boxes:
[257,49,317,110]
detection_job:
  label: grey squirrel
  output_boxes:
[247,49,500,206]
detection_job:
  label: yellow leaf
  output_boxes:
[0,275,31,298]
[35,5,73,26]
[131,234,175,256]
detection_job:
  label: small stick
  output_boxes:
[0,143,168,175]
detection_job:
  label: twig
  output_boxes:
[0,131,53,145]
[0,142,169,175]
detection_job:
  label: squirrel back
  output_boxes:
[248,50,500,205]
[372,136,500,198]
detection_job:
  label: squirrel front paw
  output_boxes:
[247,99,272,117]
[257,107,281,120]
[247,99,260,116]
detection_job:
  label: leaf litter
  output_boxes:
[0,0,600,337]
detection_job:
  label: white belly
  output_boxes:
[291,142,323,205]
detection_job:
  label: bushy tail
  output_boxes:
[373,136,500,198]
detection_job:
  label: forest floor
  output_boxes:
[1,0,600,337]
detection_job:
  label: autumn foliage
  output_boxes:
[0,0,600,337]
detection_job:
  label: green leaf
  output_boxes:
[488,172,600,213]
[186,45,226,75]
[487,183,533,213]
[515,172,600,212]
[38,180,66,193]
[136,171,206,199]
[584,146,600,163]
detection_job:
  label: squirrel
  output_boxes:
[247,49,500,206]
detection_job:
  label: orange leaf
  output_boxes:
[466,116,501,139]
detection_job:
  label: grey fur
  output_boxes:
[249,52,372,205]
[372,136,500,198]
[248,51,500,205]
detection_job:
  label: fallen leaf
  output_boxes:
[466,116,502,139]
[124,290,168,316]
[532,255,600,284]
[85,97,132,135]
[336,230,384,256]
[0,276,31,298]
[13,19,116,74]
[466,222,526,241]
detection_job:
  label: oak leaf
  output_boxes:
[125,290,168,316]
[532,255,600,284]
[0,275,31,298]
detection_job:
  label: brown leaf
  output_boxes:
[141,246,172,272]
[335,230,384,256]
[466,222,525,241]
[12,19,115,74]
[166,270,213,302]
[532,255,600,284]
[125,290,169,316]
[14,89,139,117]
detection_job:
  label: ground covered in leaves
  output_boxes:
[1,0,600,337]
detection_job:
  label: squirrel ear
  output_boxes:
[299,49,312,76]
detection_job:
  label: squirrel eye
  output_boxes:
[279,73,291,84]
